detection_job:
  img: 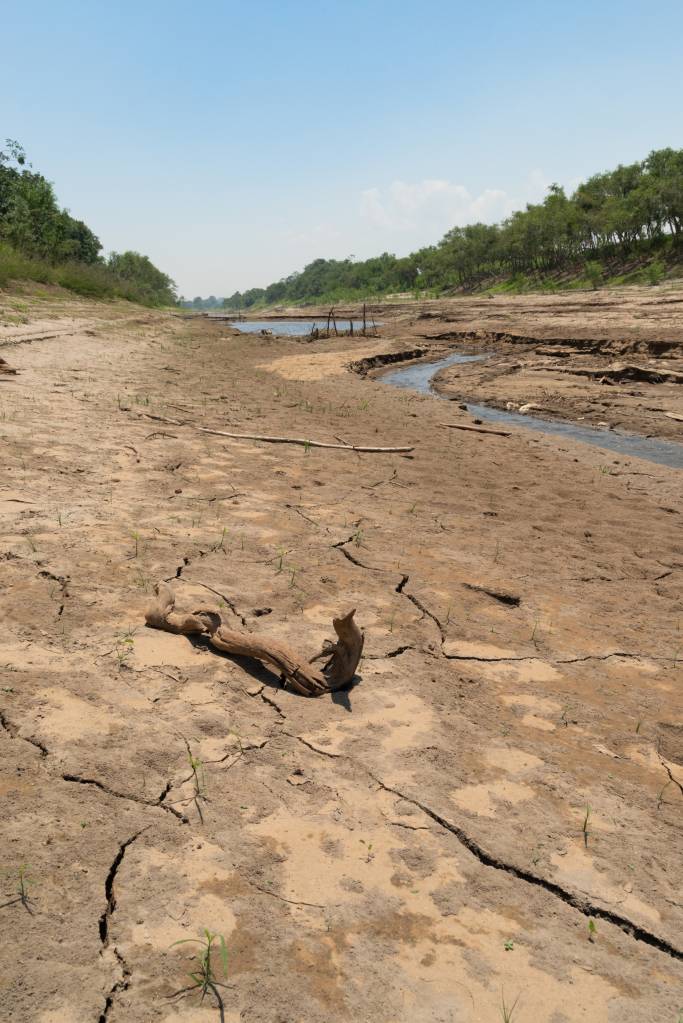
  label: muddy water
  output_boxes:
[381,353,683,470]
[231,319,368,336]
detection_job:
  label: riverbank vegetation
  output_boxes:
[0,140,176,305]
[223,147,683,309]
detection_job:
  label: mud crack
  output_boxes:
[463,582,521,606]
[261,691,286,718]
[186,579,248,627]
[369,773,683,962]
[332,534,379,570]
[365,645,414,660]
[97,948,131,1023]
[97,830,148,1022]
[62,774,189,823]
[283,731,683,962]
[396,575,445,641]
[38,568,69,617]
[0,710,49,756]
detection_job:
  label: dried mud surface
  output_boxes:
[1,287,682,1023]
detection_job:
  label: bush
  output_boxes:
[584,260,603,290]
[646,259,666,285]
[0,241,176,306]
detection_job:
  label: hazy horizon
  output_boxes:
[3,0,682,297]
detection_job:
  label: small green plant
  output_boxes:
[213,526,228,552]
[130,531,141,558]
[588,918,597,942]
[582,805,591,848]
[500,990,520,1022]
[114,627,137,670]
[275,547,286,574]
[359,839,375,863]
[657,779,672,809]
[186,746,208,823]
[171,928,229,1011]
[503,939,515,951]
[1,864,34,913]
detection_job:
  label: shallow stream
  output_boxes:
[381,352,683,470]
[231,319,368,336]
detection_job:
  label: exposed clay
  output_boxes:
[0,285,681,1022]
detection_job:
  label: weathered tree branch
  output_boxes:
[145,583,364,697]
[196,427,414,453]
[440,422,511,437]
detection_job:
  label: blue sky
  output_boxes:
[3,0,682,297]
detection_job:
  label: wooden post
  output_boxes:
[362,303,367,336]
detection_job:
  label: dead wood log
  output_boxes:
[196,427,414,453]
[144,581,209,635]
[145,582,364,697]
[440,422,511,437]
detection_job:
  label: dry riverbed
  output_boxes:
[1,285,681,1022]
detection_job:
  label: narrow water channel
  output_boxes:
[381,353,683,470]
[231,319,368,336]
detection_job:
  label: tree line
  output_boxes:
[0,140,176,305]
[223,147,683,309]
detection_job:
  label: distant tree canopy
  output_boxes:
[223,148,683,309]
[180,295,224,309]
[0,140,176,305]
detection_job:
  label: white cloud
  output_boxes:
[359,170,556,249]
[360,178,515,238]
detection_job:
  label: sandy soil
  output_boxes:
[1,286,681,1022]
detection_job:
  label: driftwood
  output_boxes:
[145,582,364,697]
[440,422,511,437]
[128,410,413,453]
[196,427,413,453]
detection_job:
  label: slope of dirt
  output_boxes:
[0,288,681,1022]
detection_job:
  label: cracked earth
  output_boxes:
[0,288,681,1022]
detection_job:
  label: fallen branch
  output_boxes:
[145,582,364,697]
[123,406,413,452]
[440,422,510,437]
[197,427,413,453]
